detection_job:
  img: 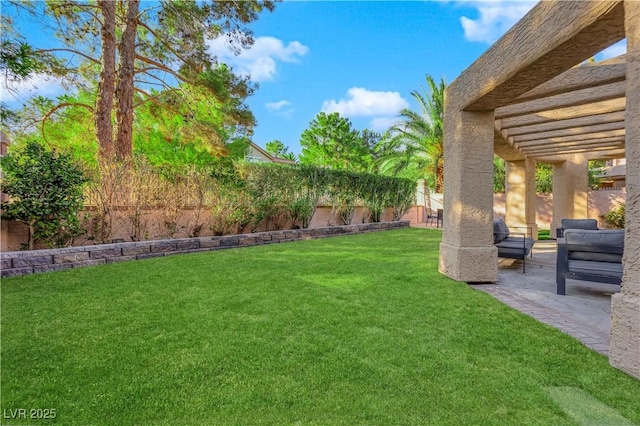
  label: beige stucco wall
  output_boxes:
[1,190,624,251]
[493,189,626,230]
[1,204,405,252]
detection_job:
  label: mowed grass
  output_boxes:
[2,228,640,425]
[538,229,551,240]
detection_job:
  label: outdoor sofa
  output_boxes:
[555,218,599,239]
[556,229,624,295]
[493,218,535,273]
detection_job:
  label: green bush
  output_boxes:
[209,159,253,235]
[493,156,505,193]
[1,141,86,249]
[604,203,625,229]
[291,165,329,228]
[207,162,415,232]
[386,177,416,220]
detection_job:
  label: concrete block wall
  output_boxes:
[0,221,410,278]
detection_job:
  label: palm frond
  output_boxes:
[375,75,446,191]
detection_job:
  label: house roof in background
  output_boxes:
[249,142,296,165]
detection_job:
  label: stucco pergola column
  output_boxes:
[609,0,640,380]
[505,159,538,240]
[550,154,589,235]
[439,107,497,282]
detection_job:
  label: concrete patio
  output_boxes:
[472,240,616,356]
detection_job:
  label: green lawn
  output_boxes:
[2,228,639,425]
[538,229,551,240]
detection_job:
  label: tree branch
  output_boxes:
[134,67,177,89]
[133,88,221,146]
[40,102,95,144]
[135,54,189,84]
[132,87,179,108]
[138,3,162,20]
[36,48,100,65]
[136,20,192,67]
[133,79,165,87]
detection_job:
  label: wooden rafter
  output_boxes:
[455,1,625,111]
[498,98,625,129]
[514,129,625,146]
[506,59,626,105]
[494,81,625,119]
[519,139,624,154]
[510,121,625,143]
[497,111,625,137]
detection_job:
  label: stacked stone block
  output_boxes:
[1,221,410,278]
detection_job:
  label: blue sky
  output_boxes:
[3,0,627,156]
[209,0,625,156]
[218,0,527,155]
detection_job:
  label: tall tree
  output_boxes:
[266,139,295,160]
[375,75,446,192]
[9,83,253,170]
[360,129,382,168]
[2,0,275,165]
[299,112,371,172]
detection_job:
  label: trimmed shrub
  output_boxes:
[604,203,625,229]
[1,141,86,249]
[209,162,415,231]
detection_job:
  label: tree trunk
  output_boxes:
[95,0,116,163]
[114,0,140,161]
[435,160,444,193]
[28,221,35,251]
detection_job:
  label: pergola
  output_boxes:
[439,1,638,379]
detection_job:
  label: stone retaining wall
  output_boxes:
[1,221,410,278]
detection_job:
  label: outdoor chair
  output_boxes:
[426,208,442,228]
[556,229,624,295]
[555,218,598,239]
[493,218,535,273]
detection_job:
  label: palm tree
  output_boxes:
[375,75,445,192]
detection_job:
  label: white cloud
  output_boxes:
[207,36,309,82]
[1,73,65,104]
[266,100,295,119]
[369,116,400,133]
[457,1,537,44]
[321,87,409,118]
[276,109,295,119]
[322,88,408,133]
[266,100,291,111]
[598,40,626,60]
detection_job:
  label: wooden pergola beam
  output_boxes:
[520,142,624,155]
[498,111,625,137]
[522,143,624,156]
[514,129,625,146]
[521,138,624,152]
[512,121,626,143]
[449,1,625,111]
[517,135,624,149]
[494,129,525,162]
[495,81,626,119]
[498,98,626,128]
[534,148,626,162]
[507,60,626,105]
[520,139,624,156]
